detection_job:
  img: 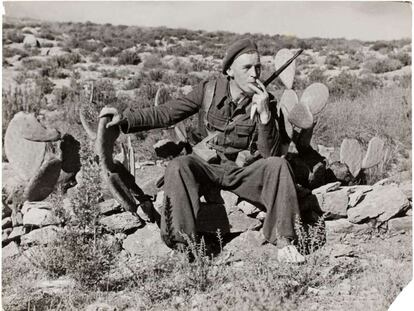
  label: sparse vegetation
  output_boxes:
[1,16,411,311]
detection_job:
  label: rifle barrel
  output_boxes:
[263,49,304,87]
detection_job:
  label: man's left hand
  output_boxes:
[248,79,271,124]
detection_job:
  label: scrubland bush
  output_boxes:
[308,67,328,84]
[143,53,163,69]
[148,68,164,82]
[390,51,411,66]
[325,54,341,67]
[4,29,25,43]
[35,76,55,94]
[3,47,29,59]
[328,71,383,99]
[102,46,121,57]
[117,50,141,65]
[364,57,403,74]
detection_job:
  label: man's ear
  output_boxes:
[226,67,234,78]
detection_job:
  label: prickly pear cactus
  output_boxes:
[96,116,145,220]
[274,48,296,89]
[362,137,385,169]
[340,139,364,178]
[301,83,329,115]
[5,112,48,181]
[23,157,62,201]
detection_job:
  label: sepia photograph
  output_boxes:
[1,1,412,310]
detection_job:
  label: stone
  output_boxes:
[2,163,25,199]
[8,226,26,241]
[315,188,349,219]
[22,201,53,214]
[407,209,412,216]
[196,203,230,234]
[224,230,264,254]
[2,217,13,229]
[23,208,60,227]
[387,216,412,233]
[325,219,371,242]
[2,241,20,259]
[228,210,262,233]
[256,211,267,221]
[99,212,143,233]
[153,190,164,214]
[20,226,63,246]
[221,190,239,211]
[347,185,411,224]
[122,223,170,257]
[12,212,23,227]
[2,228,12,243]
[346,186,373,208]
[331,243,356,258]
[398,180,412,201]
[23,34,40,47]
[312,181,341,194]
[238,200,260,216]
[2,200,13,218]
[35,277,75,294]
[97,199,122,215]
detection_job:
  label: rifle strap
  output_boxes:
[198,80,217,138]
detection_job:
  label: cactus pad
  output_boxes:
[23,157,62,201]
[18,114,61,142]
[5,112,47,181]
[301,83,329,115]
[96,115,145,219]
[340,139,364,178]
[274,49,296,89]
[362,137,385,169]
[279,90,298,139]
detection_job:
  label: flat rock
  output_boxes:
[325,219,371,242]
[99,212,142,233]
[228,210,262,233]
[347,185,411,224]
[331,243,356,258]
[315,188,349,219]
[398,180,412,201]
[2,228,13,243]
[22,201,53,214]
[2,163,25,197]
[23,208,60,227]
[238,201,260,216]
[387,216,412,233]
[122,223,170,257]
[221,190,239,211]
[12,211,24,226]
[2,217,13,229]
[312,181,341,194]
[35,277,76,294]
[2,241,20,259]
[153,190,164,214]
[346,186,373,208]
[20,225,63,246]
[7,226,26,241]
[224,230,264,253]
[97,199,122,215]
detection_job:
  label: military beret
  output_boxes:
[222,38,259,74]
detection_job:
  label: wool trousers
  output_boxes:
[160,154,300,248]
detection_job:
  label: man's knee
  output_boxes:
[166,155,195,175]
[264,156,290,169]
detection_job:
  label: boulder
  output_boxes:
[312,181,341,195]
[23,208,60,227]
[22,201,53,214]
[387,216,412,233]
[224,230,264,253]
[12,212,24,227]
[221,190,239,211]
[23,34,40,48]
[347,185,411,224]
[399,180,412,201]
[99,212,142,233]
[315,188,349,219]
[2,241,20,259]
[20,226,63,246]
[122,223,170,257]
[2,217,13,229]
[347,186,373,208]
[97,199,122,215]
[228,210,262,233]
[325,219,371,242]
[7,226,26,242]
[2,163,25,196]
[238,201,260,216]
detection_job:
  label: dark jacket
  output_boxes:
[122,75,282,162]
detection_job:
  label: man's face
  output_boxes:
[227,52,261,96]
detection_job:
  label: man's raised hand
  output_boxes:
[249,79,270,124]
[99,106,123,129]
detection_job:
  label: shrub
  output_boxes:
[102,46,121,57]
[328,71,383,100]
[390,51,411,66]
[364,57,403,74]
[325,54,341,67]
[148,69,164,82]
[4,30,24,43]
[143,54,162,69]
[308,67,327,84]
[35,76,55,94]
[117,50,141,65]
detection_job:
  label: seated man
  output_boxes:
[100,38,305,263]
